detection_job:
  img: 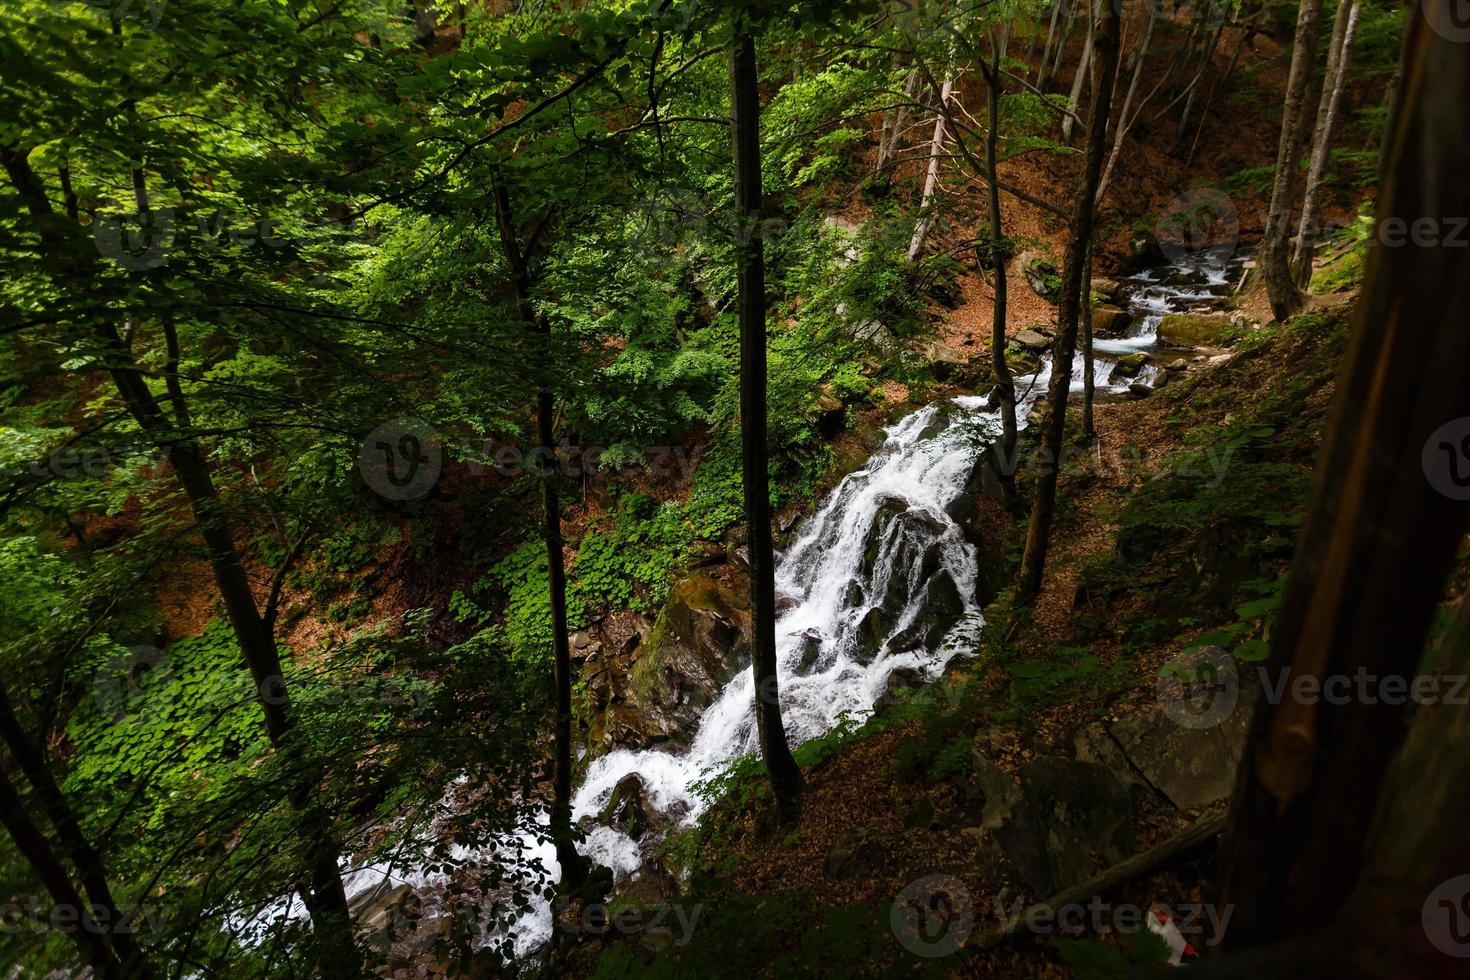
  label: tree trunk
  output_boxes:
[1292,0,1361,286]
[489,180,587,896]
[876,68,919,176]
[0,685,145,973]
[1215,11,1470,948]
[1015,0,1120,606]
[0,768,123,978]
[731,28,804,822]
[1097,10,1155,201]
[980,49,1017,499]
[907,74,954,262]
[1061,3,1094,145]
[1081,244,1096,440]
[1260,0,1323,321]
[1036,0,1063,88]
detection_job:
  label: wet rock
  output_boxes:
[1112,351,1151,378]
[1091,304,1132,336]
[1092,278,1122,303]
[990,757,1136,895]
[1008,348,1042,376]
[1014,328,1052,352]
[794,629,824,672]
[1159,312,1236,347]
[1124,231,1166,273]
[926,342,968,381]
[581,574,750,752]
[601,773,657,840]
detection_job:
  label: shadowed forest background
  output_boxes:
[2,0,1469,977]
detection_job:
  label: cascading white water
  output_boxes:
[251,250,1242,961]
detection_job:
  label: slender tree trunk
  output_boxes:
[731,28,803,822]
[907,74,954,262]
[1016,0,1120,606]
[1215,12,1470,948]
[1292,0,1360,286]
[1036,0,1063,88]
[489,181,587,896]
[1098,10,1156,201]
[0,147,358,975]
[0,686,145,973]
[877,68,919,175]
[1081,244,1096,440]
[1061,4,1094,144]
[1260,0,1323,321]
[0,768,123,978]
[980,46,1017,500]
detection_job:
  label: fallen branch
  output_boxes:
[972,812,1229,950]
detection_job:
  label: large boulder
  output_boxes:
[985,757,1136,895]
[1014,327,1052,352]
[1159,312,1236,347]
[1075,688,1253,811]
[1091,304,1132,336]
[1091,278,1122,304]
[582,573,750,752]
[926,342,968,382]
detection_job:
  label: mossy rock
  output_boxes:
[1158,312,1237,347]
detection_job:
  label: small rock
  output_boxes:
[1015,328,1052,351]
[1127,383,1153,399]
[1091,304,1132,336]
[1165,358,1189,371]
[1112,351,1151,378]
[571,631,592,650]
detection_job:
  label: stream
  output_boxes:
[248,249,1242,959]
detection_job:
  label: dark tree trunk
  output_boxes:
[980,50,1017,498]
[1293,0,1361,286]
[1215,11,1470,949]
[489,181,587,895]
[1260,0,1323,321]
[1081,244,1095,440]
[1016,0,1120,605]
[731,28,804,822]
[0,768,123,978]
[0,686,145,973]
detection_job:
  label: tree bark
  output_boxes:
[1097,9,1155,202]
[1214,11,1470,948]
[1015,0,1120,606]
[1260,0,1323,321]
[979,48,1016,499]
[1292,0,1360,286]
[0,685,145,973]
[1060,2,1094,145]
[0,768,123,978]
[907,74,954,262]
[731,28,803,822]
[1081,244,1096,440]
[876,68,919,176]
[489,180,587,896]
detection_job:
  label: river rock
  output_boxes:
[1091,304,1131,336]
[926,342,967,381]
[1165,358,1189,371]
[1127,382,1153,399]
[1159,312,1236,347]
[1091,278,1122,303]
[988,757,1136,895]
[1014,328,1052,352]
[582,573,750,752]
[1112,351,1151,378]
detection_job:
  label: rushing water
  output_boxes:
[250,250,1241,959]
